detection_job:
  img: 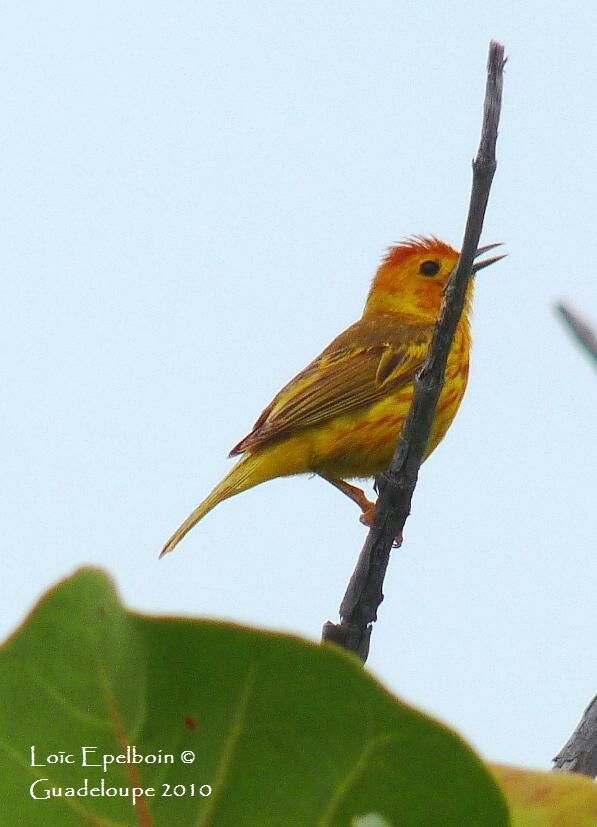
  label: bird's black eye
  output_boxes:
[419,260,440,277]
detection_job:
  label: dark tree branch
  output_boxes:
[322,41,506,662]
[553,695,597,777]
[551,308,597,776]
[556,303,597,366]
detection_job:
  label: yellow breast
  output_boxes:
[310,322,471,479]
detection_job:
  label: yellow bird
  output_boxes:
[161,236,503,556]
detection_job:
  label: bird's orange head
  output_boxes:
[363,236,461,320]
[363,235,504,320]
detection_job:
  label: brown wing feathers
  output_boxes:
[230,314,432,456]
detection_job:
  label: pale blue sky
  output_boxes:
[2,2,595,771]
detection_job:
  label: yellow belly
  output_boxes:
[309,348,469,478]
[241,328,471,486]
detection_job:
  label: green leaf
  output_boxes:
[0,568,508,826]
[352,814,395,827]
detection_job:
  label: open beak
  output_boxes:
[472,242,506,273]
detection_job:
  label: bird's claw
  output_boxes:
[359,505,377,527]
[360,508,403,548]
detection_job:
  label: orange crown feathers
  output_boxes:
[381,236,458,270]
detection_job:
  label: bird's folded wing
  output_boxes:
[229,316,433,455]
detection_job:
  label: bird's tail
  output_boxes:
[160,450,282,557]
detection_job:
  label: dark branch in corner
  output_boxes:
[551,310,597,774]
[553,694,597,777]
[556,303,597,366]
[322,41,506,662]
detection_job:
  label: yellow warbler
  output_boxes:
[161,236,503,556]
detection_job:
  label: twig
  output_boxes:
[322,41,506,662]
[556,303,597,366]
[553,694,597,777]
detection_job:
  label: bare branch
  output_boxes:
[322,41,506,662]
[556,303,597,366]
[553,695,597,777]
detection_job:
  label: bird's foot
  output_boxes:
[359,505,378,527]
[360,507,403,548]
